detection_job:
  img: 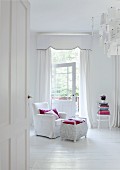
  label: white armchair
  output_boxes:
[32,102,67,138]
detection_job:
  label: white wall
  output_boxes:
[30,32,115,127]
[90,33,115,127]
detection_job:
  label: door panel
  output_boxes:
[16,1,26,121]
[0,141,9,170]
[11,0,17,125]
[0,0,29,170]
[16,132,26,170]
[0,0,10,126]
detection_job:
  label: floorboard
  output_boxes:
[30,128,120,170]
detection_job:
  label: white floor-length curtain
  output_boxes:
[79,50,94,127]
[35,48,51,106]
[112,55,120,127]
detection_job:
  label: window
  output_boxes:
[51,48,80,112]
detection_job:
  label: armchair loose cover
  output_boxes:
[32,102,67,138]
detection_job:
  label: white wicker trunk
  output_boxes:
[60,120,88,142]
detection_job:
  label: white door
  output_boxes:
[0,0,29,170]
[52,62,76,118]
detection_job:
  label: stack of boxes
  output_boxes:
[98,102,110,115]
[97,95,110,128]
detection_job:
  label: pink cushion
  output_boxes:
[63,119,85,125]
[98,111,110,115]
[52,108,60,118]
[39,109,50,114]
[45,110,59,119]
[39,108,60,118]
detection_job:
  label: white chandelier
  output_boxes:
[100,7,120,57]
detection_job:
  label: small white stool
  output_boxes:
[60,119,88,142]
[97,114,111,129]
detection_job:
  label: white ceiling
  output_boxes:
[30,0,120,33]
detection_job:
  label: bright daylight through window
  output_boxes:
[51,48,80,112]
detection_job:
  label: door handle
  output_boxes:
[28,95,32,99]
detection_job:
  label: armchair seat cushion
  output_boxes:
[55,119,64,126]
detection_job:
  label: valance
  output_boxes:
[37,34,92,50]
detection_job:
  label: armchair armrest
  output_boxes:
[33,114,56,128]
[33,114,57,138]
[34,113,56,122]
[59,112,67,119]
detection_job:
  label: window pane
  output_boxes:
[52,66,74,100]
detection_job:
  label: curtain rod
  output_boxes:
[36,46,92,51]
[37,32,92,36]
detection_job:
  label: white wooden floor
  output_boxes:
[30,128,120,170]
